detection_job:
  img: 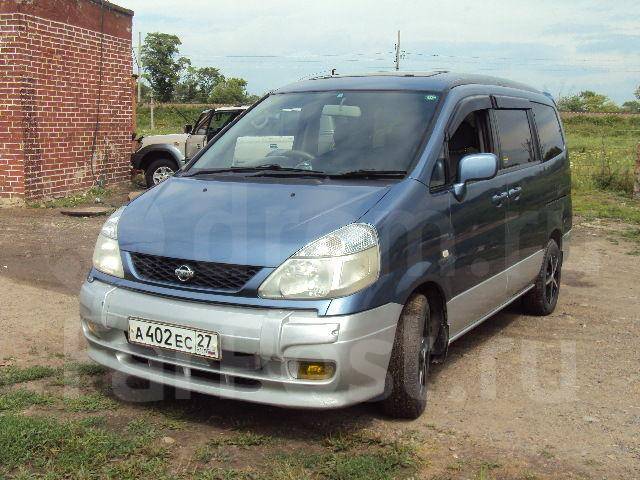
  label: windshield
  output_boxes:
[188,91,440,176]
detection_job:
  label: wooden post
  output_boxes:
[150,94,155,131]
[634,142,640,200]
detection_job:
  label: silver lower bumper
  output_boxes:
[80,280,401,409]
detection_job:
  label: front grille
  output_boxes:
[129,252,260,292]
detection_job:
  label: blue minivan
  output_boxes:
[81,72,571,418]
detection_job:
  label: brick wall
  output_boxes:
[0,0,133,202]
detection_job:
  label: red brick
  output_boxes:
[0,0,133,200]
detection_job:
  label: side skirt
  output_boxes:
[448,284,534,344]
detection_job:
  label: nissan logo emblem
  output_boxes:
[175,264,195,282]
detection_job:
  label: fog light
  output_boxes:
[295,361,335,380]
[85,320,111,337]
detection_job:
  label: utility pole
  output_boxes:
[137,31,142,103]
[150,93,155,131]
[395,30,400,71]
[634,142,640,200]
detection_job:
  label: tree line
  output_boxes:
[139,33,261,105]
[139,32,639,112]
[558,88,640,113]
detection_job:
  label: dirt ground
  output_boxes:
[0,204,639,479]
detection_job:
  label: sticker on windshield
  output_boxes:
[425,94,438,102]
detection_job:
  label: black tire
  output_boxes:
[145,158,177,188]
[522,239,562,316]
[382,293,432,419]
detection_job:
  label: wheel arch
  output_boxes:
[550,228,562,248]
[412,280,449,361]
[135,145,182,172]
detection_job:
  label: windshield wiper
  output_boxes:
[184,164,327,177]
[331,169,407,179]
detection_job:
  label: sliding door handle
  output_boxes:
[491,191,508,206]
[508,186,522,200]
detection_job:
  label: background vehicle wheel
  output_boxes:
[522,239,562,316]
[382,293,432,419]
[145,159,177,187]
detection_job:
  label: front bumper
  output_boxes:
[130,151,143,169]
[80,280,401,409]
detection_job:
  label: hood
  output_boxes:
[140,133,189,148]
[118,177,389,267]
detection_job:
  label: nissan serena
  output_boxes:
[81,72,572,419]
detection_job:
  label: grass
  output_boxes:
[563,115,640,228]
[0,414,143,478]
[189,429,420,479]
[264,439,418,480]
[0,365,58,386]
[573,188,640,254]
[65,361,108,377]
[137,104,216,136]
[572,189,640,224]
[62,392,119,413]
[0,406,421,479]
[621,227,640,255]
[0,389,55,411]
[25,186,113,209]
[563,114,639,197]
[49,362,109,388]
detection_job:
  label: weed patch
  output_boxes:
[66,362,108,377]
[0,365,57,386]
[0,414,141,477]
[26,187,112,209]
[63,393,119,413]
[0,389,55,411]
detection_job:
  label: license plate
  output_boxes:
[128,318,220,360]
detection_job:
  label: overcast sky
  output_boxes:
[117,0,640,103]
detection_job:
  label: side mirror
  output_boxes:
[184,124,193,134]
[453,153,499,201]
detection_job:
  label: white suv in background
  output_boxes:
[132,106,249,187]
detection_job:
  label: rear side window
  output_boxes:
[532,103,564,161]
[494,110,535,168]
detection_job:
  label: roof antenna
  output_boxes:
[395,30,400,70]
[331,68,338,76]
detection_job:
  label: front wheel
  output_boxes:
[381,293,432,419]
[145,159,177,188]
[522,239,562,316]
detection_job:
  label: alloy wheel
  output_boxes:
[418,336,430,396]
[152,166,174,185]
[545,253,560,304]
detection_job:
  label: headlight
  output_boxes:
[258,223,380,300]
[92,207,125,278]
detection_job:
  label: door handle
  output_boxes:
[491,191,508,206]
[508,186,522,200]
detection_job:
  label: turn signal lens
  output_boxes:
[295,362,335,380]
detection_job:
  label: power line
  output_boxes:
[186,52,640,73]
[186,55,640,74]
[187,50,639,65]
